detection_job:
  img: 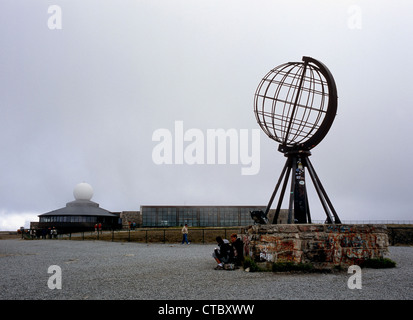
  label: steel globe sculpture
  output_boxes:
[252,56,342,225]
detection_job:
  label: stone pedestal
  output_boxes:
[242,224,389,269]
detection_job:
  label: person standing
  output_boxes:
[181,224,190,244]
[52,227,58,239]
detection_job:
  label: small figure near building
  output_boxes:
[52,227,58,239]
[181,224,190,244]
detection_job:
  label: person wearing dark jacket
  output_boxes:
[212,236,234,270]
[230,233,244,266]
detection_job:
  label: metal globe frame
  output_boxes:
[253,56,341,224]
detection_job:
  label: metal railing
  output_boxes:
[51,227,242,244]
[21,221,413,242]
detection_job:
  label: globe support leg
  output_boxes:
[266,154,309,224]
[304,157,341,224]
[265,152,341,224]
[264,159,289,219]
[272,159,292,224]
[288,153,309,224]
[287,156,297,223]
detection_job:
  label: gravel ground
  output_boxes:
[0,239,412,300]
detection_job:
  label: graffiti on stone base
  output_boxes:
[242,234,251,257]
[256,244,274,262]
[327,225,353,233]
[244,224,389,269]
[260,251,274,262]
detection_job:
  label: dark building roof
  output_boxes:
[38,199,117,217]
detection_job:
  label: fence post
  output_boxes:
[202,229,205,244]
[128,229,131,242]
[112,229,114,242]
[145,230,148,243]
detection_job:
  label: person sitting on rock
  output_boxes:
[212,236,234,270]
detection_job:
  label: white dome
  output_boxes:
[73,182,94,201]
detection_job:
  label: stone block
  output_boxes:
[277,225,299,233]
[244,223,389,269]
[297,224,325,233]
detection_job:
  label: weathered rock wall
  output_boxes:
[242,224,389,269]
[120,211,141,229]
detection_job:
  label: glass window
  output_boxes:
[168,208,176,226]
[199,208,218,227]
[143,207,158,227]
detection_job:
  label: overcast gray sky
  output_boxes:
[1,0,412,230]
